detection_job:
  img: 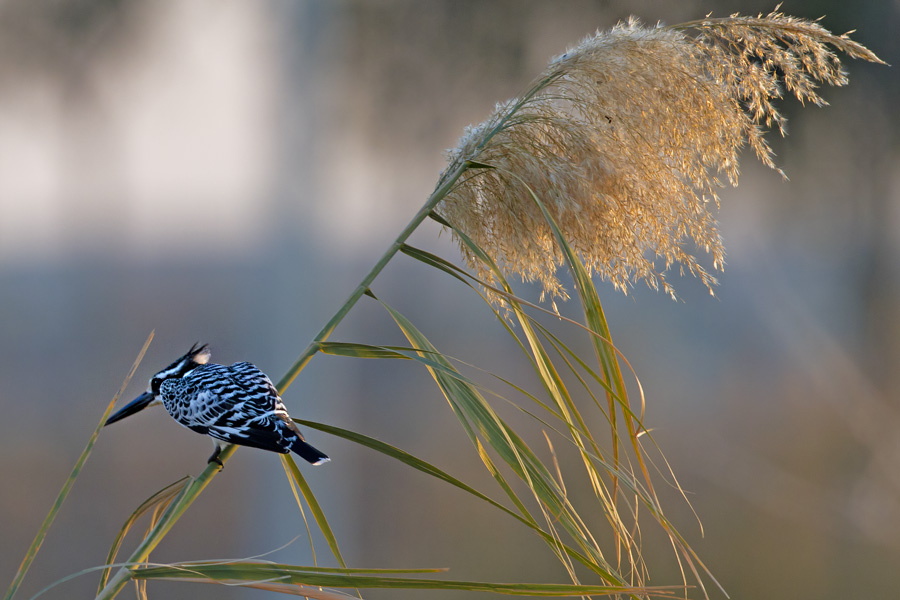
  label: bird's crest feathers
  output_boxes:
[192,344,211,365]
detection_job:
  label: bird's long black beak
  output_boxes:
[106,391,155,426]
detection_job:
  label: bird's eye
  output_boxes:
[150,377,163,394]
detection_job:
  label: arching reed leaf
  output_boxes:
[178,581,356,599]
[369,292,632,585]
[281,455,347,569]
[44,12,880,600]
[95,443,238,600]
[508,172,722,596]
[426,211,640,574]
[3,332,153,600]
[315,343,412,360]
[97,476,191,593]
[131,561,678,597]
[433,202,714,591]
[293,418,605,573]
[317,341,503,395]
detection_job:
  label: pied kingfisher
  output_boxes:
[106,344,329,467]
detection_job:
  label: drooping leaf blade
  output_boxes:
[97,476,191,593]
[281,455,347,568]
[293,418,602,572]
[132,561,678,597]
[4,332,154,600]
[368,292,626,585]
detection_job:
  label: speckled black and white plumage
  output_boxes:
[106,344,329,467]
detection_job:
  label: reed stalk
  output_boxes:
[9,9,883,600]
[94,160,470,600]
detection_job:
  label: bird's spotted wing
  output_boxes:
[227,362,281,401]
[162,363,302,454]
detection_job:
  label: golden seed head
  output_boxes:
[437,12,882,303]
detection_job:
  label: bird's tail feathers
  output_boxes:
[290,438,330,465]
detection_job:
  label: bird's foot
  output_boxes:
[207,447,225,470]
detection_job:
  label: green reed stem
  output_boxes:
[274,160,469,393]
[94,160,469,600]
[3,334,153,600]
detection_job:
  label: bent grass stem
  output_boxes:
[94,161,469,600]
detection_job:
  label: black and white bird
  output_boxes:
[106,344,329,467]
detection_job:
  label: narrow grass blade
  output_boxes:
[294,420,514,514]
[32,564,444,600]
[316,343,412,360]
[405,235,633,537]
[91,164,474,600]
[433,203,714,592]
[369,292,630,585]
[96,443,238,600]
[280,458,319,567]
[3,332,154,600]
[294,418,602,572]
[274,159,471,395]
[412,243,653,487]
[132,561,678,597]
[97,476,191,593]
[318,340,498,395]
[504,172,723,595]
[505,170,631,512]
[176,582,357,599]
[404,241,637,362]
[281,455,347,569]
[421,218,631,574]
[321,331,569,425]
[318,347,668,530]
[399,244,472,286]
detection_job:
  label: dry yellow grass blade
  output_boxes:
[3,332,153,600]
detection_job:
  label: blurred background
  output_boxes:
[1,0,898,598]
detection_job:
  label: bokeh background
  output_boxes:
[2,0,898,598]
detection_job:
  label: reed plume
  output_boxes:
[437,9,884,302]
[13,10,882,600]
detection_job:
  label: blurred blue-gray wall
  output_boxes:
[1,1,898,598]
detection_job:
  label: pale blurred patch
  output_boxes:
[0,1,277,262]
